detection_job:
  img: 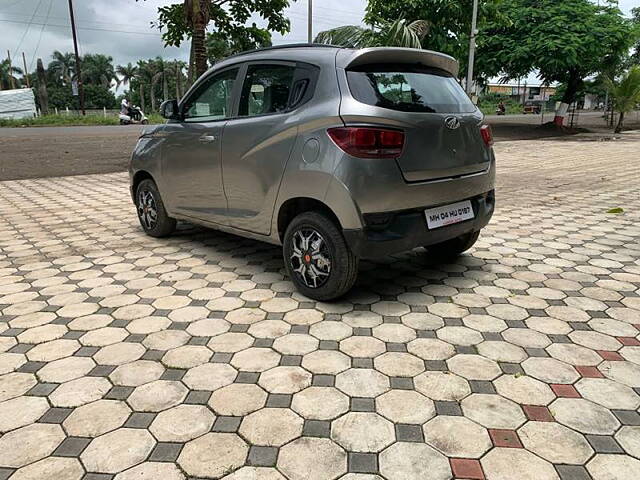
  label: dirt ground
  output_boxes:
[1,113,638,182]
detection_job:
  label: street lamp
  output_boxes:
[466,0,479,96]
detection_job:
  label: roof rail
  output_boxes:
[226,43,343,60]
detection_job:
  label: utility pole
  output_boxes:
[307,0,313,43]
[67,0,85,115]
[22,52,30,88]
[7,50,16,89]
[465,0,479,95]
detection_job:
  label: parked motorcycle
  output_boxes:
[119,105,148,125]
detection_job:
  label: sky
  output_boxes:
[1,0,637,87]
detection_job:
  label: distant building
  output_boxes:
[485,83,557,102]
[0,88,37,120]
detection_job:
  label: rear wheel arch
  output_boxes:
[277,197,342,242]
[132,170,155,198]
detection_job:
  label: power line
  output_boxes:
[0,18,164,37]
[12,0,45,59]
[29,0,53,71]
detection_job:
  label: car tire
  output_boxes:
[135,179,176,237]
[427,230,480,259]
[283,211,359,301]
[141,119,149,125]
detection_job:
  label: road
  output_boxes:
[1,111,639,181]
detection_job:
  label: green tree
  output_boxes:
[365,0,503,76]
[82,54,118,88]
[0,59,22,89]
[477,0,635,125]
[605,66,640,133]
[48,51,75,85]
[314,18,429,49]
[206,27,272,64]
[116,62,138,89]
[630,7,640,66]
[139,0,292,80]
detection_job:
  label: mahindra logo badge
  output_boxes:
[444,116,461,130]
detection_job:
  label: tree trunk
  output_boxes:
[614,110,624,133]
[554,70,582,127]
[163,73,168,102]
[192,17,208,79]
[139,83,145,113]
[36,58,49,115]
[176,64,182,99]
[187,39,195,88]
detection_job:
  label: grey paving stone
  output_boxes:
[125,334,146,343]
[211,352,234,363]
[499,362,524,375]
[63,331,84,340]
[8,343,34,354]
[280,355,302,366]
[161,369,186,381]
[142,350,164,361]
[149,442,182,462]
[312,374,335,387]
[390,377,414,390]
[74,346,99,357]
[253,338,274,348]
[18,361,46,373]
[53,436,92,457]
[124,412,157,429]
[395,424,424,443]
[348,452,378,474]
[319,340,339,350]
[612,410,640,425]
[425,360,448,371]
[88,365,116,377]
[417,330,437,338]
[235,371,260,384]
[27,382,58,396]
[585,435,624,453]
[247,445,278,467]
[351,397,375,412]
[386,343,408,352]
[303,419,331,438]
[230,324,250,333]
[556,465,592,480]
[39,407,73,424]
[0,469,13,480]
[212,416,242,433]
[525,348,549,357]
[104,385,134,400]
[82,475,114,480]
[434,401,463,416]
[266,393,292,408]
[185,390,211,405]
[455,345,477,355]
[352,358,374,369]
[469,380,497,394]
[291,325,310,334]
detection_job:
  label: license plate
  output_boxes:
[425,200,474,229]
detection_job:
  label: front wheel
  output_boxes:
[283,212,358,301]
[426,230,480,260]
[135,179,176,237]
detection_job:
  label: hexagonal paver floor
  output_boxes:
[0,135,639,480]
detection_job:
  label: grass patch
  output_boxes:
[0,113,164,127]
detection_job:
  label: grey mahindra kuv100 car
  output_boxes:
[129,45,495,301]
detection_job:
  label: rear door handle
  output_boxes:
[199,135,217,143]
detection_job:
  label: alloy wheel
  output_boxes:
[290,227,332,288]
[137,189,158,230]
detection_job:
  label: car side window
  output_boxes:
[183,68,238,122]
[238,65,296,117]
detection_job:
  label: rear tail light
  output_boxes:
[327,127,405,158]
[480,124,494,147]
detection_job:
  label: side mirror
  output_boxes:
[160,99,180,120]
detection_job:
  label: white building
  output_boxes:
[0,88,37,120]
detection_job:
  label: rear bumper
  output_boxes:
[343,190,494,259]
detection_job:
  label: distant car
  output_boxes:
[129,45,496,300]
[523,101,542,114]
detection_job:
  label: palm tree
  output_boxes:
[314,18,430,49]
[49,51,75,85]
[116,62,138,89]
[82,54,117,88]
[605,66,640,133]
[0,59,22,90]
[185,0,210,80]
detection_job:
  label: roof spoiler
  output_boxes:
[337,47,459,77]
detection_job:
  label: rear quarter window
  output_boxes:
[346,64,476,114]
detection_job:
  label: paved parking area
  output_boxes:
[0,134,639,480]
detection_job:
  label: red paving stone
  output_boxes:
[616,337,640,346]
[488,429,523,448]
[450,458,485,479]
[523,405,554,422]
[575,366,605,378]
[551,384,581,398]
[596,350,624,361]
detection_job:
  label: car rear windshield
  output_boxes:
[346,64,476,113]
